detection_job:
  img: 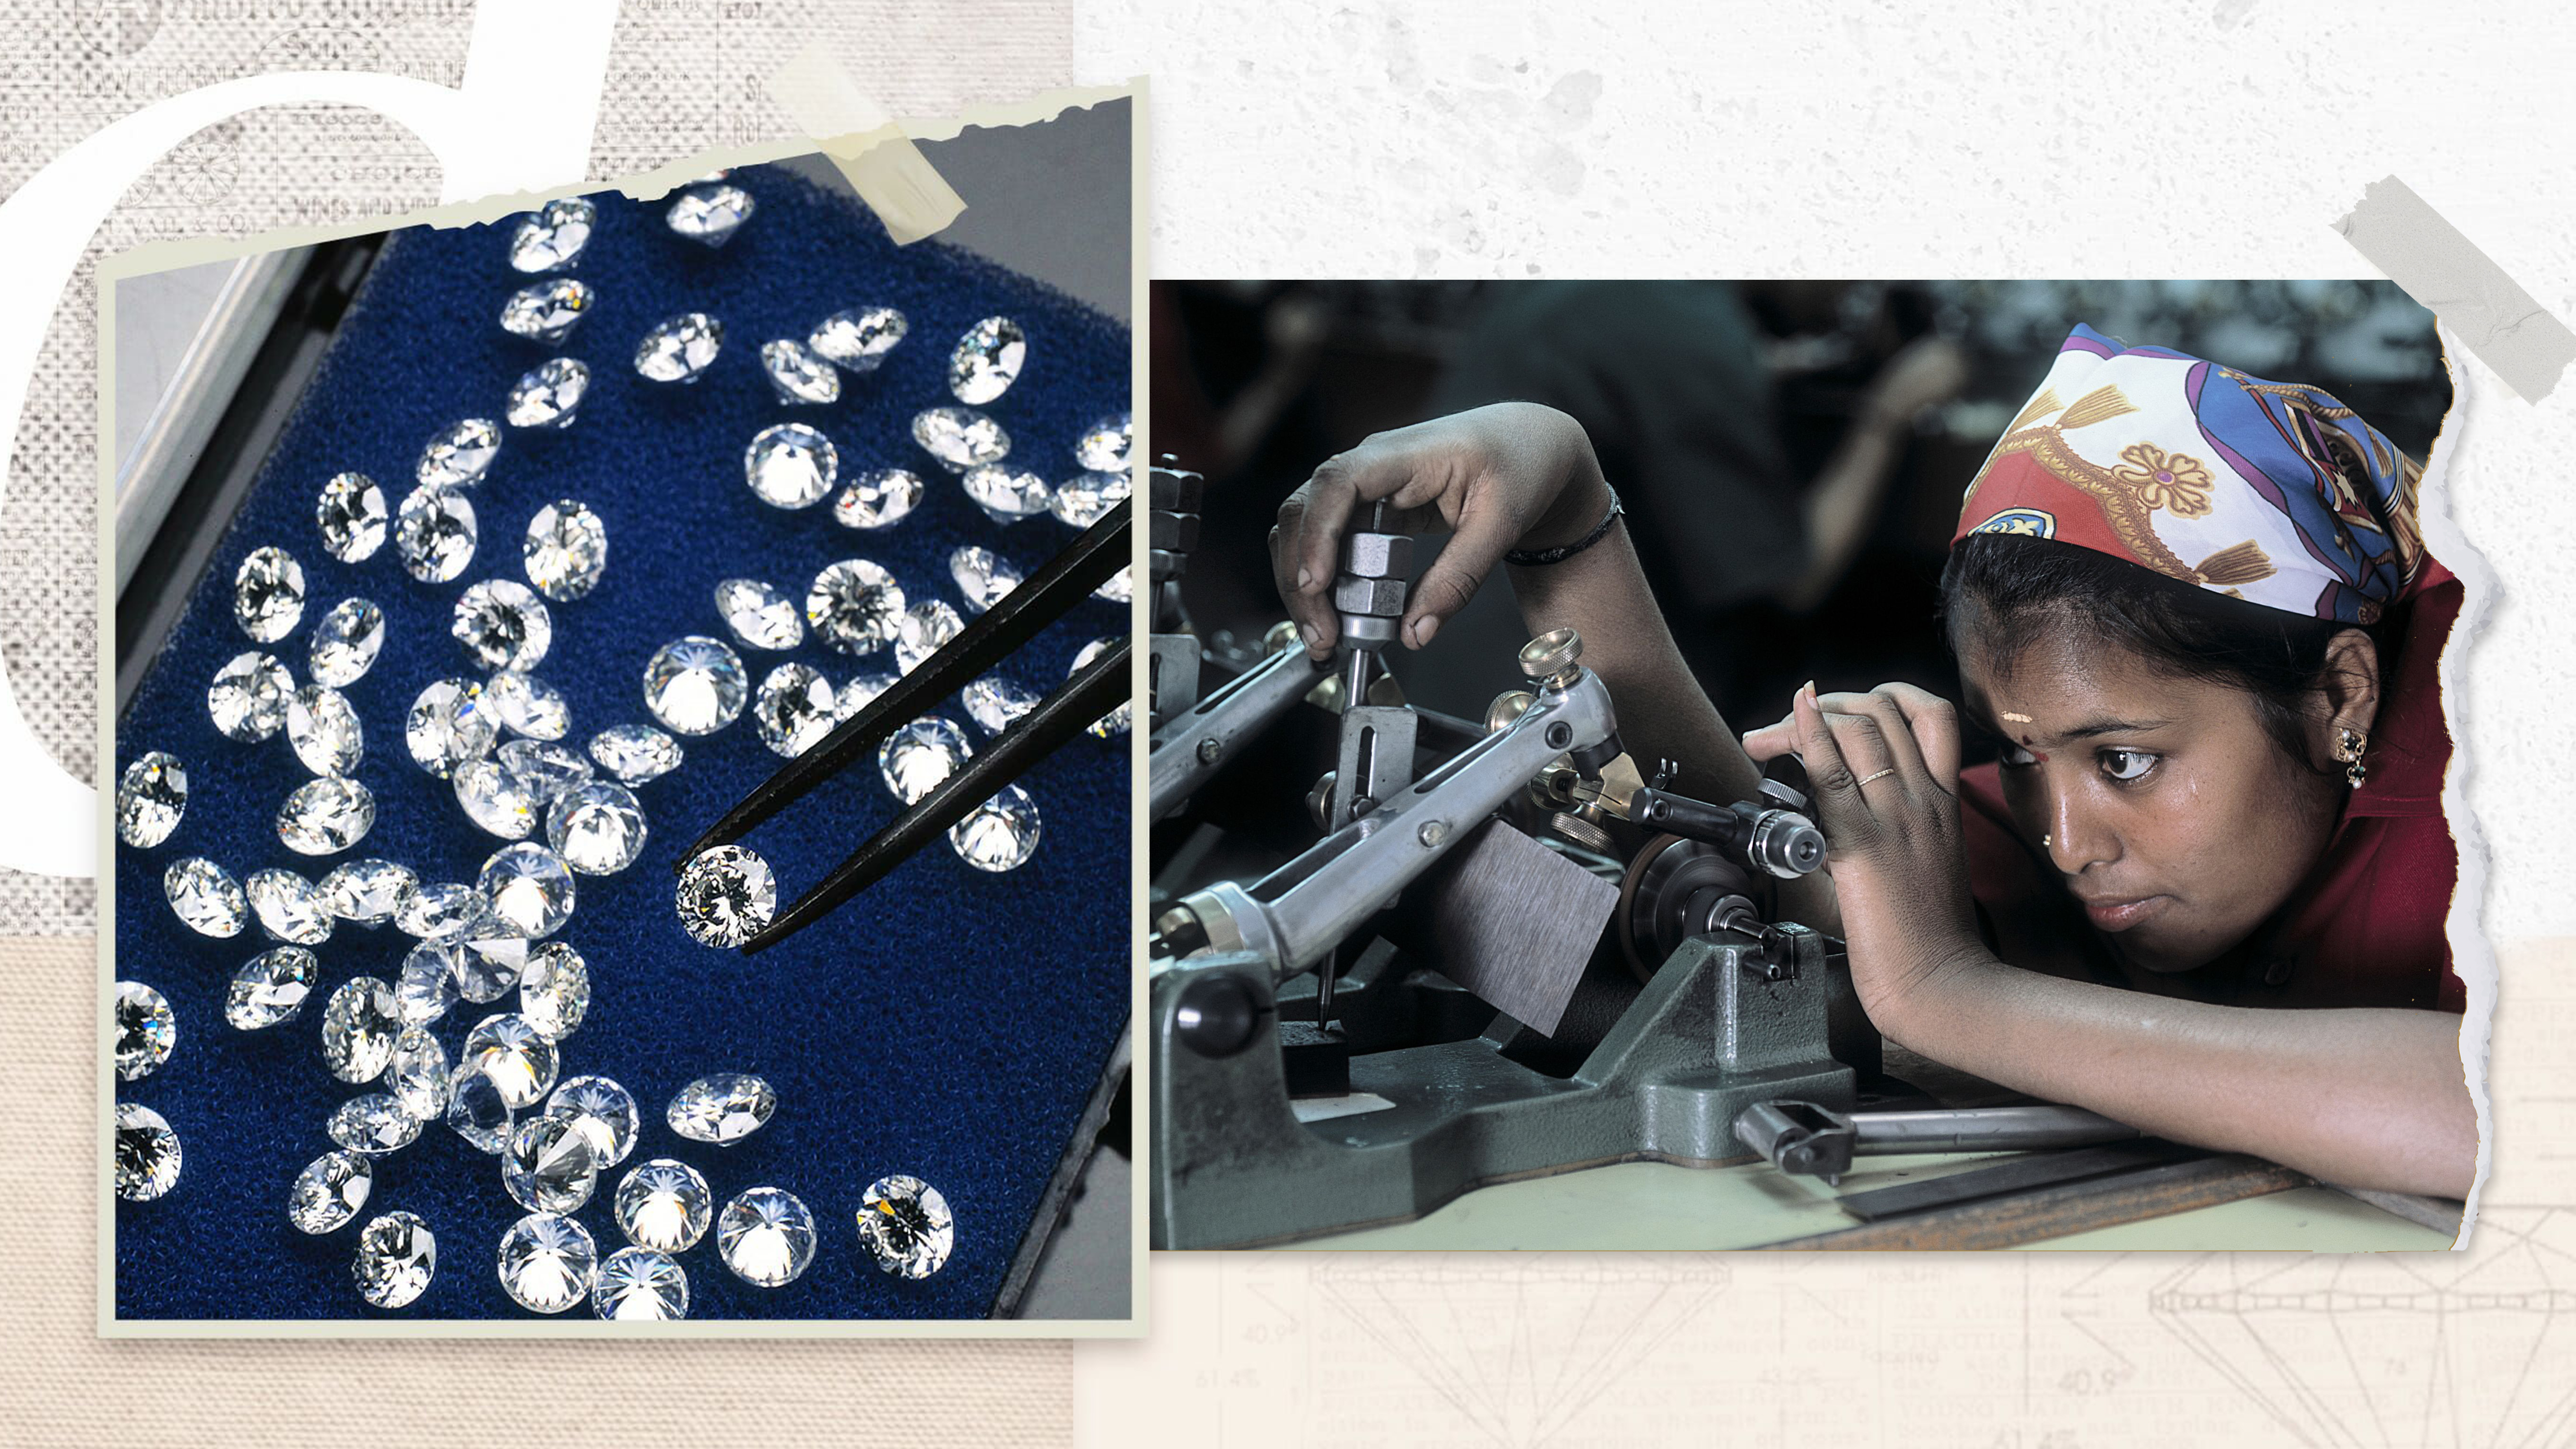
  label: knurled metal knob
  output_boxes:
[1518,627,1584,686]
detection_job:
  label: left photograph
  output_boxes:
[104,97,1138,1327]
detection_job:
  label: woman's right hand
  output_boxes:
[1271,402,1611,661]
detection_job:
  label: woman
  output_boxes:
[1269,325,2476,1200]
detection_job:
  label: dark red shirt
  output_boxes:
[1956,563,2464,1013]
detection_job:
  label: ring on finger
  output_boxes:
[1856,767,1897,786]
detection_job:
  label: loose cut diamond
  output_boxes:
[668,1072,776,1145]
[288,1150,372,1234]
[387,1025,451,1120]
[593,1248,689,1321]
[233,546,306,642]
[962,463,1051,523]
[509,196,595,273]
[548,781,647,875]
[116,752,187,848]
[1050,470,1131,528]
[398,880,485,940]
[1076,411,1132,473]
[635,311,723,382]
[310,597,385,686]
[895,600,964,674]
[716,578,804,649]
[643,636,749,735]
[832,467,924,529]
[480,842,575,938]
[753,663,836,757]
[166,857,248,937]
[406,678,498,777]
[395,942,460,1024]
[547,1072,633,1164]
[323,859,415,926]
[962,675,1038,734]
[115,1103,182,1201]
[666,182,753,245]
[880,717,972,805]
[717,1187,816,1287]
[953,785,1041,872]
[464,1012,559,1108]
[839,672,896,720]
[500,276,594,343]
[115,981,176,1081]
[1093,565,1133,604]
[208,651,291,741]
[455,758,540,839]
[328,1094,423,1156]
[447,1067,514,1153]
[498,1211,596,1313]
[277,776,374,854]
[744,422,837,507]
[228,945,318,1029]
[487,671,572,741]
[805,559,904,655]
[322,975,402,1081]
[615,1159,713,1251]
[453,579,553,671]
[286,684,362,776]
[522,499,607,600]
[498,738,591,800]
[353,1211,436,1307]
[761,339,841,404]
[418,418,503,488]
[394,485,478,583]
[590,725,682,784]
[503,1112,598,1213]
[248,867,334,944]
[948,316,1027,404]
[809,305,905,370]
[675,847,776,948]
[317,473,387,562]
[857,1176,956,1279]
[506,356,591,430]
[1073,638,1131,737]
[456,929,525,1005]
[950,547,1021,613]
[912,406,1009,471]
[521,943,593,1041]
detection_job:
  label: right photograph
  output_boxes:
[1144,279,2473,1251]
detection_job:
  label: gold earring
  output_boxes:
[2337,728,2369,789]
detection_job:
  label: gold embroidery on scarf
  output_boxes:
[2191,540,2275,587]
[2108,442,2216,517]
[2055,384,2137,431]
[1964,427,2194,580]
[2005,387,2063,434]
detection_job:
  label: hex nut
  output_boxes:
[1332,574,1408,616]
[1340,531,1413,579]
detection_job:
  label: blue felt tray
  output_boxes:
[112,162,1132,1321]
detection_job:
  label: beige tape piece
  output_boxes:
[2333,176,2576,403]
[765,42,968,245]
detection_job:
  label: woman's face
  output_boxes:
[1956,626,2344,976]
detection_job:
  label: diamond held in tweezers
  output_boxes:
[116,751,186,848]
[635,311,723,383]
[317,472,387,562]
[674,847,776,949]
[208,650,291,741]
[665,182,753,246]
[952,783,1041,872]
[809,305,904,371]
[505,357,590,430]
[912,406,1010,472]
[233,546,305,642]
[310,597,385,687]
[947,315,1026,405]
[499,277,593,344]
[394,485,478,583]
[522,499,605,600]
[761,339,840,404]
[744,421,836,507]
[277,776,374,855]
[114,980,175,1081]
[832,467,923,530]
[508,196,595,273]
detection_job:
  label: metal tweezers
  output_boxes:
[678,498,1132,954]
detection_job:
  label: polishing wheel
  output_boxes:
[1612,833,1762,984]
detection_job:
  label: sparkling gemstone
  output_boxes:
[418,418,503,488]
[498,1210,596,1313]
[454,757,540,839]
[715,578,804,649]
[394,485,478,583]
[947,316,1027,404]
[480,842,575,938]
[488,672,573,741]
[277,776,373,855]
[950,546,1021,613]
[593,1248,689,1321]
[316,473,387,562]
[447,1067,515,1153]
[521,943,593,1040]
[288,1150,372,1234]
[761,338,841,404]
[912,406,1009,471]
[508,196,595,273]
[744,422,837,508]
[667,1072,777,1145]
[208,650,291,741]
[353,1211,436,1307]
[456,928,525,1004]
[615,1159,713,1251]
[666,183,753,246]
[114,981,176,1081]
[589,725,682,785]
[248,867,334,944]
[895,600,964,674]
[398,880,485,940]
[453,579,553,671]
[838,672,896,720]
[464,1012,559,1108]
[717,1187,817,1287]
[962,463,1051,523]
[805,559,904,655]
[116,752,187,847]
[962,675,1038,734]
[752,663,836,757]
[228,945,317,1028]
[1074,638,1131,737]
[809,305,905,371]
[522,499,607,601]
[309,597,385,686]
[386,1025,451,1120]
[233,546,305,642]
[643,636,749,735]
[547,1072,633,1163]
[675,847,777,949]
[548,781,647,875]
[499,276,594,343]
[286,684,362,776]
[321,975,401,1081]
[165,857,247,937]
[503,1112,597,1213]
[953,784,1042,872]
[635,311,723,382]
[1093,565,1133,604]
[832,467,924,529]
[1050,469,1131,528]
[499,738,592,800]
[506,356,591,429]
[322,859,415,926]
[406,677,498,777]
[328,1093,423,1156]
[880,717,971,805]
[1076,411,1132,473]
[857,1175,956,1278]
[395,941,460,1024]
[115,1103,181,1201]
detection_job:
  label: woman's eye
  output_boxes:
[2099,749,2157,782]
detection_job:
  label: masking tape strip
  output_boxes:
[2333,175,2576,404]
[764,42,967,246]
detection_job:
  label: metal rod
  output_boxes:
[1849,1105,2138,1156]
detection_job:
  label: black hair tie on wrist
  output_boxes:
[1504,485,1623,567]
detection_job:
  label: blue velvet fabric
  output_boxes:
[113,165,1131,1320]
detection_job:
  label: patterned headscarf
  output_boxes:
[1953,324,2428,624]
